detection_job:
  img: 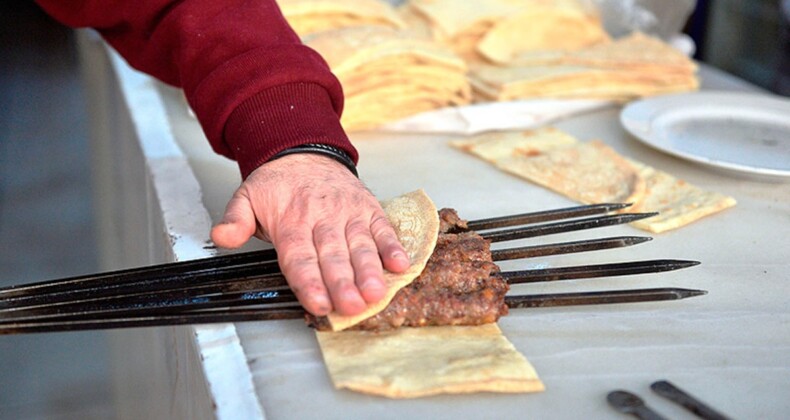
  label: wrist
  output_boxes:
[268,143,358,177]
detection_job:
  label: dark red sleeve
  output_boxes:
[35,0,357,178]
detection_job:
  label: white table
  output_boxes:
[79,31,790,419]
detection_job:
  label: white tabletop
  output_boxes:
[139,60,790,419]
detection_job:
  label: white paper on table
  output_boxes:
[377,99,615,135]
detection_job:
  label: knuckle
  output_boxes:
[275,229,311,250]
[349,245,378,260]
[320,264,354,289]
[317,248,350,265]
[369,214,397,238]
[313,223,344,248]
[279,251,318,271]
[345,219,370,237]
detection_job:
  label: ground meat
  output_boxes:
[438,208,468,233]
[307,209,509,331]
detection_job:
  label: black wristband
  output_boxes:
[268,143,358,177]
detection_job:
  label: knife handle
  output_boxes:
[651,380,731,420]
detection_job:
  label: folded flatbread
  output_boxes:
[325,189,440,331]
[317,190,543,398]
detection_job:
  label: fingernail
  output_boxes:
[393,251,409,262]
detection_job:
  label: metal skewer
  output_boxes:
[0,265,286,311]
[0,257,696,315]
[0,202,703,335]
[0,248,279,298]
[491,236,651,260]
[0,203,643,300]
[466,202,632,231]
[0,288,707,335]
[480,213,658,242]
[500,260,700,284]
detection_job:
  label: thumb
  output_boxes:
[210,192,258,249]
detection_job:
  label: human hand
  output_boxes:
[210,153,410,316]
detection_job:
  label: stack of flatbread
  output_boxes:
[401,0,608,62]
[469,32,699,102]
[316,190,544,398]
[451,128,736,233]
[302,26,472,131]
[277,0,406,37]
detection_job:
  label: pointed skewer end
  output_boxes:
[676,288,707,299]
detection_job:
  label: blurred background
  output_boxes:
[0,0,787,418]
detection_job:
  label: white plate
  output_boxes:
[621,91,790,181]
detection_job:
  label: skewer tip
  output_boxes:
[674,288,707,299]
[606,202,634,210]
[623,236,653,245]
[675,260,701,269]
[622,212,660,222]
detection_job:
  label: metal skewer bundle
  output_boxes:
[0,203,704,334]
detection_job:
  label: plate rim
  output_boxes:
[620,91,790,180]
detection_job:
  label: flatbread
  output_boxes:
[628,164,737,233]
[450,127,580,163]
[469,62,697,102]
[408,0,524,40]
[316,323,544,398]
[278,0,406,36]
[302,26,470,130]
[326,189,440,331]
[496,140,646,204]
[478,5,609,63]
[302,26,465,76]
[453,126,735,232]
[469,32,698,101]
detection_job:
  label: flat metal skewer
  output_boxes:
[0,277,293,317]
[500,260,700,284]
[0,203,637,299]
[0,288,707,334]
[491,236,651,261]
[466,202,632,231]
[0,231,654,310]
[0,264,286,310]
[480,212,658,242]
[0,255,696,315]
[0,248,279,298]
[505,288,706,308]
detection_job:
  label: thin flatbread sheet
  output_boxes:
[495,140,646,204]
[628,164,737,233]
[316,323,544,398]
[326,189,440,331]
[450,127,579,162]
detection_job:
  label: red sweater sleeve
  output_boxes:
[35,0,357,178]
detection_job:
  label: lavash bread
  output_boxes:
[325,189,440,331]
[317,323,544,398]
[450,128,736,233]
